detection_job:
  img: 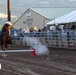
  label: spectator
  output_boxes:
[71,25,75,30]
[30,27,33,32]
[18,28,24,37]
[38,28,41,32]
[42,28,45,32]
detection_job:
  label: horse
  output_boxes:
[0,23,12,57]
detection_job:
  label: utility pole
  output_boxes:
[7,0,11,21]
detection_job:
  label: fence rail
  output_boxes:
[11,30,76,49]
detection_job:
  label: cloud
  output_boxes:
[69,0,76,1]
[61,0,76,2]
[0,13,17,18]
[0,2,2,4]
[40,1,49,4]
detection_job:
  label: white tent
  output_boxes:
[47,11,76,25]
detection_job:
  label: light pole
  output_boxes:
[7,0,11,21]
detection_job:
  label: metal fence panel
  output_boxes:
[12,30,76,49]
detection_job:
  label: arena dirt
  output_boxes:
[0,45,76,75]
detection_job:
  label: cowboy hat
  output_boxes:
[5,21,12,25]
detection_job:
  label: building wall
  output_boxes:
[14,8,50,30]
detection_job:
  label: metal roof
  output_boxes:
[31,7,76,19]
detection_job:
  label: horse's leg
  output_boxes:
[1,44,3,50]
[10,40,13,49]
[8,37,12,49]
[1,37,4,50]
[3,42,8,50]
[2,37,8,49]
[9,43,12,49]
[2,39,8,57]
[0,43,6,57]
[2,44,7,57]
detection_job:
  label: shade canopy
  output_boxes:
[47,11,76,25]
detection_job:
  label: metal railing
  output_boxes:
[11,30,76,49]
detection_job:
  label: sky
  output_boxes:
[0,0,76,19]
[0,13,16,18]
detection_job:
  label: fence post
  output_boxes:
[60,30,62,47]
[73,31,75,47]
[67,31,70,47]
[56,30,58,47]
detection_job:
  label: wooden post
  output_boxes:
[7,0,11,21]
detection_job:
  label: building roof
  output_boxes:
[47,11,76,25]
[31,7,76,19]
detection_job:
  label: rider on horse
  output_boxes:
[1,21,12,57]
[1,21,12,48]
[1,21,12,37]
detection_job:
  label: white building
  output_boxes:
[13,7,76,30]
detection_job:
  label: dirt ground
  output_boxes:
[0,45,76,75]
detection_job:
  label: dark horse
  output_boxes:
[0,22,12,57]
